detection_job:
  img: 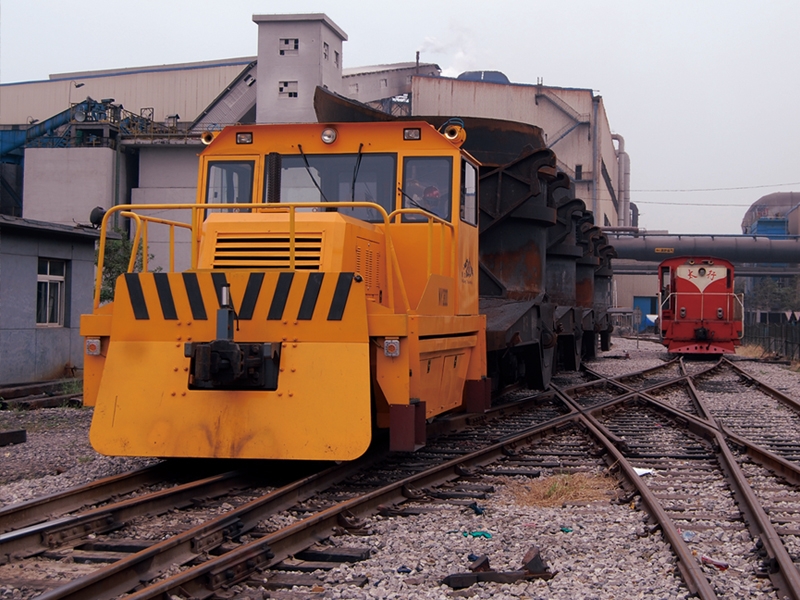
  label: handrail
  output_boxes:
[657,291,746,339]
[388,208,456,280]
[94,201,457,316]
[120,211,193,273]
[734,293,745,338]
[122,212,144,273]
[94,202,434,312]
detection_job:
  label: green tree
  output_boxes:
[96,228,147,303]
[748,276,799,312]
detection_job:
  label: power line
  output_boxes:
[632,182,800,192]
[634,201,754,206]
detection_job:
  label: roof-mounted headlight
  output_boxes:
[321,127,337,144]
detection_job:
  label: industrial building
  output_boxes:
[0,12,627,383]
[0,216,99,382]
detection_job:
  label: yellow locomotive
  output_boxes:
[81,121,488,460]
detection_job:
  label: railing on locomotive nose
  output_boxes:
[659,291,744,328]
[93,201,456,313]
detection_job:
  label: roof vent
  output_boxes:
[456,71,510,84]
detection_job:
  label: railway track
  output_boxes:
[0,379,82,411]
[1,349,800,598]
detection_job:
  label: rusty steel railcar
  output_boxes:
[314,87,616,389]
[657,256,744,354]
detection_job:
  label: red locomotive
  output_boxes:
[657,256,743,354]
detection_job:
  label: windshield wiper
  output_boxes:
[350,143,364,202]
[398,186,439,217]
[297,144,329,203]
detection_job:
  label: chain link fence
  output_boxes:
[742,323,800,360]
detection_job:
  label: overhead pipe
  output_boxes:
[611,134,630,227]
[610,234,800,263]
[591,97,599,217]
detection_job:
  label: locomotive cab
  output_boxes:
[82,122,487,460]
[657,256,743,354]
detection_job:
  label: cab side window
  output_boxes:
[205,161,254,212]
[402,156,452,221]
[460,160,478,226]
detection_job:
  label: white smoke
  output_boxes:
[416,25,481,78]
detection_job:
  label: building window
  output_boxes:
[323,42,329,60]
[406,75,412,84]
[575,164,582,180]
[334,51,339,68]
[380,78,388,89]
[279,38,299,56]
[279,81,298,98]
[349,83,359,94]
[37,258,66,326]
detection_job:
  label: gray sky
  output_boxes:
[1,0,798,235]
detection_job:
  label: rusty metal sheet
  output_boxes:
[313,86,546,165]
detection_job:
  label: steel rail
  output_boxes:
[636,376,800,486]
[35,454,387,600]
[0,463,168,533]
[711,427,800,598]
[552,387,718,598]
[53,412,582,600]
[426,390,569,439]
[0,470,248,565]
[613,355,681,381]
[556,376,631,398]
[607,377,800,600]
[28,359,783,598]
[681,372,800,598]
[581,355,681,386]
[723,357,800,413]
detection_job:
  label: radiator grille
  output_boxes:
[355,238,382,301]
[212,233,322,270]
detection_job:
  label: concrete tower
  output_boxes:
[253,13,347,123]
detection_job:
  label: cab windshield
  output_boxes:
[278,153,396,222]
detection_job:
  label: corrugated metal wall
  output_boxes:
[0,60,254,125]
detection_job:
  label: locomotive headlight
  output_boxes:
[85,338,101,356]
[717,308,724,319]
[680,307,686,318]
[321,127,338,144]
[235,132,253,144]
[384,338,400,357]
[698,267,706,277]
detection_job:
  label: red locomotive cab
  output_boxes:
[657,257,743,354]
